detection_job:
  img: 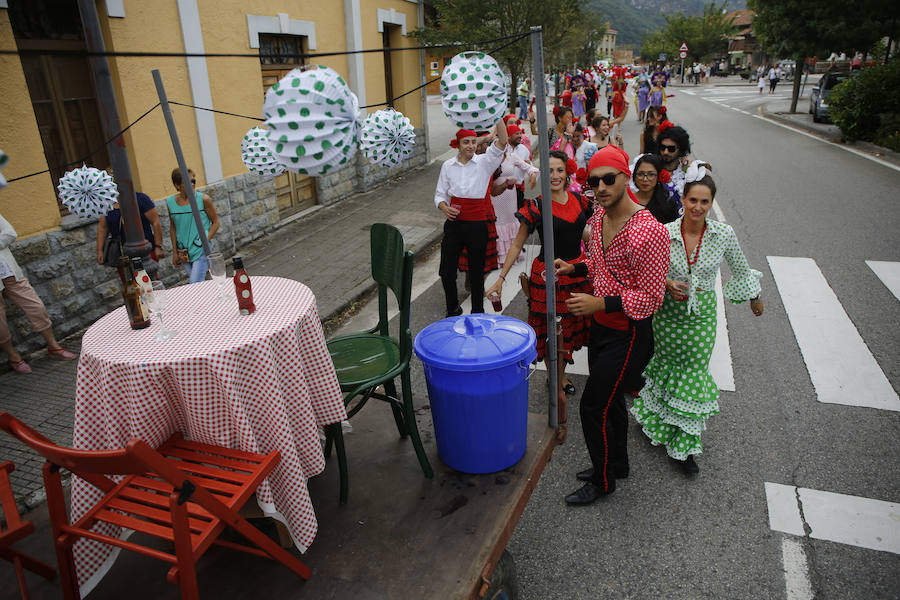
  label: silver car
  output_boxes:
[808,71,854,123]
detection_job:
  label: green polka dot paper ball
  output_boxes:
[241,126,286,176]
[262,65,359,176]
[440,52,508,130]
[359,108,415,167]
[56,165,118,219]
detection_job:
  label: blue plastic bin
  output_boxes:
[414,315,536,474]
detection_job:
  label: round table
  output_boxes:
[70,277,346,594]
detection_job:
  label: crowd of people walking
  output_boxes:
[434,60,765,505]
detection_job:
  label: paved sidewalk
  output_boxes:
[0,159,446,509]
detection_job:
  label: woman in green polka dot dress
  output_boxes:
[630,167,764,474]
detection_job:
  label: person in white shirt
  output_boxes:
[435,120,508,316]
[507,124,532,209]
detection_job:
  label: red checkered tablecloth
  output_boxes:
[70,277,346,594]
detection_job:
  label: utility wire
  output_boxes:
[5,30,533,183]
[0,32,531,61]
[6,102,160,184]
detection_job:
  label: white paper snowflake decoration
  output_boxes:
[241,126,285,176]
[262,65,359,176]
[441,52,508,130]
[0,148,8,189]
[359,109,415,167]
[57,165,118,218]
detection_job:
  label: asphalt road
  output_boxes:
[403,88,900,599]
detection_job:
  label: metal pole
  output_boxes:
[76,0,150,259]
[680,58,684,84]
[152,69,212,256]
[531,26,558,430]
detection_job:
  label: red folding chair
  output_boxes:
[0,412,311,600]
[0,461,56,600]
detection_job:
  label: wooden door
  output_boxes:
[261,68,318,216]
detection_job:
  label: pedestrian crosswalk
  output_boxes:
[768,256,900,412]
[679,85,794,115]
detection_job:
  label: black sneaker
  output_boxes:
[446,306,463,318]
[671,455,699,475]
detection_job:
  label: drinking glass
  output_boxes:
[208,252,227,301]
[145,280,177,340]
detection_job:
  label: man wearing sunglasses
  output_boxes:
[555,145,669,505]
[656,125,691,194]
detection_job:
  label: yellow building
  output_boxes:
[600,25,617,61]
[0,0,427,238]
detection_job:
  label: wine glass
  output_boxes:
[208,252,227,301]
[145,280,176,341]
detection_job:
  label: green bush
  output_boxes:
[828,60,900,151]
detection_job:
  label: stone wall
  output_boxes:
[4,141,427,357]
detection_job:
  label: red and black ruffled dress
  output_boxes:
[458,168,500,273]
[518,192,592,363]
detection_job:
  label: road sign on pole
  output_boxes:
[679,50,688,59]
[680,42,689,52]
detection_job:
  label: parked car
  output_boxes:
[808,71,855,122]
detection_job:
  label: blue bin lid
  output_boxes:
[414,315,537,372]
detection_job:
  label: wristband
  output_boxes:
[498,274,505,281]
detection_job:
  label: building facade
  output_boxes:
[0,0,427,352]
[600,25,617,61]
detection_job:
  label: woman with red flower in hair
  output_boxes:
[486,150,593,418]
[640,105,672,155]
[629,153,681,224]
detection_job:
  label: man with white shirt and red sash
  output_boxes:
[435,120,508,316]
[555,144,669,505]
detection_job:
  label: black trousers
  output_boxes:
[439,219,488,314]
[580,318,654,493]
[516,187,525,210]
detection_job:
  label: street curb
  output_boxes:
[758,104,900,167]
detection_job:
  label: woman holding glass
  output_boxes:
[485,150,592,416]
[166,168,219,283]
[630,165,764,475]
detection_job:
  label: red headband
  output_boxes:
[449,129,477,148]
[506,124,523,136]
[587,144,631,178]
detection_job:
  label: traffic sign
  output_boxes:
[680,42,689,52]
[679,50,688,59]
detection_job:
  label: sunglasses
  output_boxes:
[659,144,679,153]
[587,172,620,188]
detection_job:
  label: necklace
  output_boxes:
[681,220,707,272]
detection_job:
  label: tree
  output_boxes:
[412,0,599,113]
[639,2,737,67]
[748,0,899,112]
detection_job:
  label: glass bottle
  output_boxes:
[232,255,256,315]
[120,256,150,329]
[131,257,153,315]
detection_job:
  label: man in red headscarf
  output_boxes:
[435,120,508,316]
[555,144,669,505]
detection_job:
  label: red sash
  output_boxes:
[593,310,630,331]
[450,195,488,221]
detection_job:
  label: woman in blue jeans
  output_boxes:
[166,168,219,283]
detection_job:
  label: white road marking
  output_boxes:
[766,482,900,554]
[709,271,735,391]
[781,538,815,600]
[752,115,900,174]
[680,89,696,95]
[767,256,900,411]
[866,260,900,301]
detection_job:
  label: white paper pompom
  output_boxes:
[57,166,118,218]
[0,148,7,189]
[441,52,508,130]
[359,109,415,167]
[262,65,359,176]
[241,126,285,176]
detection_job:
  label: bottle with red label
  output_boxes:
[232,255,256,315]
[131,257,153,315]
[120,256,150,330]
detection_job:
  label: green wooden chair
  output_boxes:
[325,223,433,503]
